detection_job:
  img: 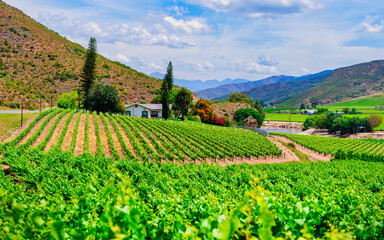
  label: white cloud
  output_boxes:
[195,62,215,71]
[362,21,384,33]
[229,60,278,74]
[115,54,131,63]
[164,16,210,34]
[185,0,322,17]
[258,54,279,66]
[167,5,189,16]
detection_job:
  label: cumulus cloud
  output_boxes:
[362,21,384,33]
[185,0,322,17]
[38,12,194,49]
[164,16,210,34]
[257,54,279,66]
[230,60,278,74]
[195,61,215,71]
[167,5,189,16]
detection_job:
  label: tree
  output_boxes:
[190,99,215,123]
[80,37,97,104]
[300,103,305,110]
[161,62,173,120]
[342,108,351,114]
[164,61,173,91]
[175,87,193,120]
[83,83,123,113]
[252,99,265,118]
[366,115,383,132]
[227,92,252,104]
[310,97,321,108]
[234,108,264,127]
[161,81,170,120]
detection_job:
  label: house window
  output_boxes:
[151,111,158,118]
[126,111,131,116]
[142,111,148,118]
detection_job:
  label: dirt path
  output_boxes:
[271,135,332,161]
[96,115,111,157]
[2,114,38,143]
[62,113,78,152]
[104,117,125,159]
[44,113,70,152]
[88,114,98,155]
[17,114,49,146]
[31,114,60,148]
[74,113,86,156]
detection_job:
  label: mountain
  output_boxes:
[280,60,384,107]
[0,2,161,108]
[149,72,249,92]
[197,71,332,100]
[214,71,333,104]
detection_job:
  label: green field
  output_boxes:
[0,113,37,142]
[265,113,309,123]
[325,94,384,110]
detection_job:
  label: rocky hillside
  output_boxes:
[0,2,161,109]
[280,60,384,107]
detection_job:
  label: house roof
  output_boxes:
[125,103,172,110]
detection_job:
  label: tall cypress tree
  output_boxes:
[161,61,173,119]
[80,37,97,105]
[164,61,173,90]
[161,81,170,119]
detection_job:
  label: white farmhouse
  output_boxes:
[124,103,172,119]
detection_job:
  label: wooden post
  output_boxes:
[21,97,24,127]
[39,94,41,114]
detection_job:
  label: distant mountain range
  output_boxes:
[149,72,250,92]
[196,71,333,100]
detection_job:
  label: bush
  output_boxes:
[15,103,20,108]
[212,117,227,126]
[57,91,78,109]
[234,108,264,127]
[187,115,201,123]
[8,102,16,109]
[227,92,253,104]
[83,83,123,113]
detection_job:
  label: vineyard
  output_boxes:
[274,133,384,161]
[0,109,282,162]
[1,109,384,238]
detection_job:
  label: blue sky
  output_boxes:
[5,0,384,81]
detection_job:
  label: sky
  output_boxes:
[5,0,384,81]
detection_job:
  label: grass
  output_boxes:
[325,94,384,110]
[0,113,37,142]
[265,113,309,123]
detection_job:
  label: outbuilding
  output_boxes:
[124,103,172,119]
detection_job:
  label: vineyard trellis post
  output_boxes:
[21,97,24,127]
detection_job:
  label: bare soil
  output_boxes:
[104,117,125,159]
[74,113,86,156]
[44,113,70,152]
[31,114,59,148]
[96,115,111,157]
[88,114,98,154]
[62,113,78,152]
[17,114,49,145]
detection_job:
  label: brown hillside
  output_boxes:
[0,2,161,108]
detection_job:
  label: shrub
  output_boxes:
[8,102,16,109]
[187,115,201,123]
[83,83,123,113]
[234,108,264,127]
[212,117,227,126]
[57,91,78,109]
[15,102,20,108]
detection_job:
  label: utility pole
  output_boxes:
[39,94,42,113]
[21,97,24,127]
[50,83,53,110]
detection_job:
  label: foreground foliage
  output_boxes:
[1,148,383,239]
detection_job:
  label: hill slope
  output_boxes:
[280,60,384,107]
[0,2,161,108]
[326,94,384,109]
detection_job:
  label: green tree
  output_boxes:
[227,92,252,104]
[164,61,173,91]
[80,37,97,104]
[175,87,193,120]
[161,62,173,120]
[83,83,123,113]
[253,99,265,118]
[300,103,305,110]
[310,97,321,108]
[234,108,264,127]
